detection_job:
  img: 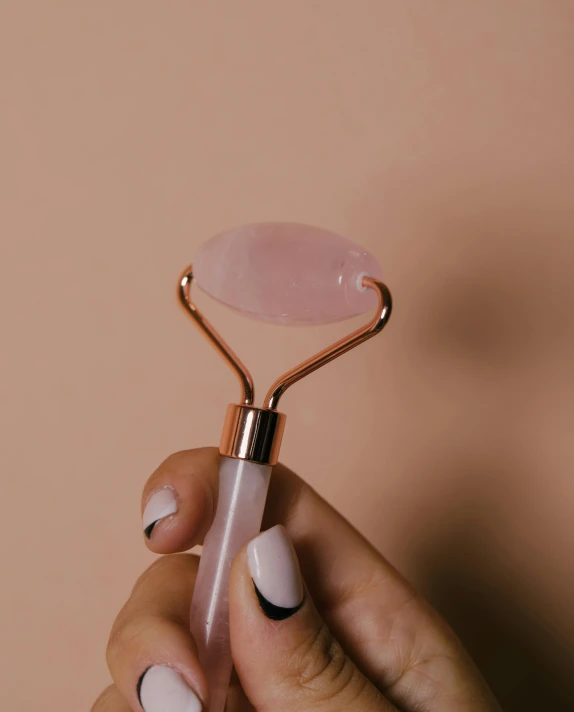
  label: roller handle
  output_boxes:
[189,456,272,712]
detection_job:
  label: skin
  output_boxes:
[92,448,502,712]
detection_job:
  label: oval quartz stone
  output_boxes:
[194,222,382,325]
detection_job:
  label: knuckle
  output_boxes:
[106,611,161,670]
[156,447,217,477]
[141,552,192,578]
[287,621,364,707]
[160,450,188,472]
[131,553,198,597]
[148,450,190,484]
[90,685,121,712]
[106,612,138,669]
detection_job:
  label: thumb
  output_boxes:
[229,525,395,712]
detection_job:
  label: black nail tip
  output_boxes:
[253,582,303,621]
[144,521,157,539]
[136,667,150,706]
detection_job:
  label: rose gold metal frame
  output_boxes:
[264,276,392,410]
[179,267,254,406]
[178,266,392,412]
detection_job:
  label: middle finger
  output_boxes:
[106,554,207,712]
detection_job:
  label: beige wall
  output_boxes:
[1,2,573,709]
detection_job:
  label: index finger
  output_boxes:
[141,447,219,551]
[141,447,396,602]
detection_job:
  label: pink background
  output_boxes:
[1,2,573,709]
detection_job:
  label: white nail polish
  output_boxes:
[138,666,202,712]
[142,487,178,538]
[247,525,304,619]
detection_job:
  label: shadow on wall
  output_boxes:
[381,202,574,710]
[413,210,574,712]
[419,535,574,711]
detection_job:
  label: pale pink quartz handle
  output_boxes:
[189,456,272,712]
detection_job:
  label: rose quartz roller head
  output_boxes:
[178,222,392,712]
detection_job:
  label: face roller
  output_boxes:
[178,222,392,712]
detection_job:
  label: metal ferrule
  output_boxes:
[219,404,286,466]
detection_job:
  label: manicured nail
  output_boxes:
[142,487,178,539]
[247,525,304,620]
[137,666,202,712]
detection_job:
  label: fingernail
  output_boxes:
[247,525,304,620]
[142,487,178,539]
[137,666,202,712]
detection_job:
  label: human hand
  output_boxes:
[92,448,501,712]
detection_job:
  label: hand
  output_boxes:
[92,448,501,712]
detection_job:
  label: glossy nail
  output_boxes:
[247,525,304,620]
[142,487,178,539]
[138,666,202,712]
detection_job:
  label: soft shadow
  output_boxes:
[418,536,574,711]
[398,209,574,709]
